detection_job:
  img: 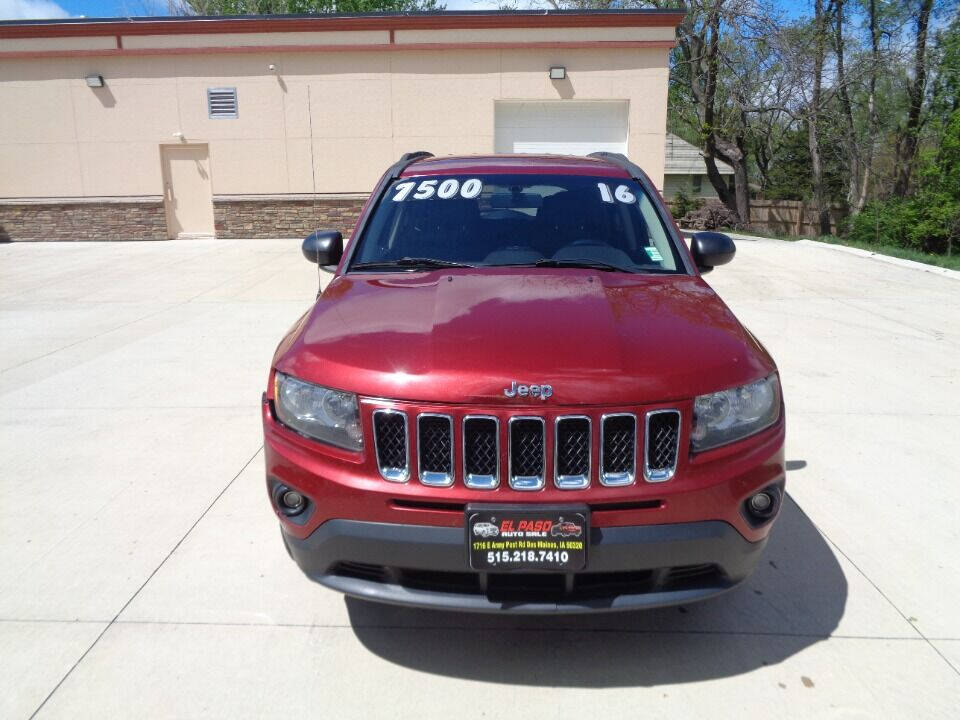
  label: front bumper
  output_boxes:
[283,518,768,613]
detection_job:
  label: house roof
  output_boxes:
[0,10,685,38]
[665,133,734,176]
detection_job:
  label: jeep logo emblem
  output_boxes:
[504,381,553,400]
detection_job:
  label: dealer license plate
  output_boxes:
[466,505,588,572]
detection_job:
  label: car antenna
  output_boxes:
[306,84,324,297]
[313,227,322,296]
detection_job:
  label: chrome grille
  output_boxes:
[509,417,545,491]
[418,414,453,487]
[372,409,409,482]
[645,409,680,482]
[600,413,636,486]
[463,416,499,489]
[369,404,679,490]
[555,416,590,489]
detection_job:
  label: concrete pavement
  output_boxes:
[0,237,957,718]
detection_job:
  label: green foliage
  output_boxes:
[763,128,812,201]
[848,199,918,247]
[762,124,846,204]
[669,187,702,220]
[849,109,960,254]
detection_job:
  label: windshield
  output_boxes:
[348,174,685,273]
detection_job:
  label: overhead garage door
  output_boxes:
[494,101,628,156]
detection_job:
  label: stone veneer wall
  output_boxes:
[0,200,168,241]
[213,195,368,239]
[0,195,369,241]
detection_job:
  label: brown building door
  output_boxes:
[161,144,215,239]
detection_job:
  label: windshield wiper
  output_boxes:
[351,257,476,271]
[533,258,633,273]
[534,259,678,274]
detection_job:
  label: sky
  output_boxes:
[0,0,810,22]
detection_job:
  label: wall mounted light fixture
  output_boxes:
[85,74,105,88]
[549,66,566,80]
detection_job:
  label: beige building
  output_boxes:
[0,10,681,241]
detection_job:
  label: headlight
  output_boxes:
[273,372,362,451]
[691,374,781,452]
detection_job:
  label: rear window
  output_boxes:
[349,174,684,273]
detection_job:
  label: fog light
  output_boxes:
[749,492,773,513]
[281,490,304,512]
[271,482,311,520]
[742,485,782,528]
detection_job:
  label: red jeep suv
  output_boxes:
[262,152,785,613]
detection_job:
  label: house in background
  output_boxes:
[663,132,734,200]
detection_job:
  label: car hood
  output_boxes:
[276,269,775,406]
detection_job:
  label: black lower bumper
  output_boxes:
[283,519,768,613]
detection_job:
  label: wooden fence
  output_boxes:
[748,199,847,237]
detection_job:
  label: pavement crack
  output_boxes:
[26,445,263,720]
[791,501,960,678]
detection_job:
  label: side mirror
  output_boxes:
[302,230,343,269]
[691,231,736,273]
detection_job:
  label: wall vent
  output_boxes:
[207,87,238,119]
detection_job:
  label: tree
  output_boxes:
[850,12,960,254]
[763,122,844,202]
[856,0,883,212]
[850,110,960,253]
[806,0,832,234]
[676,2,753,223]
[834,0,862,211]
[763,127,812,200]
[668,0,792,226]
[548,0,781,226]
[893,0,935,196]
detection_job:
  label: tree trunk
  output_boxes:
[754,141,772,193]
[856,0,880,211]
[713,135,750,227]
[668,0,763,227]
[704,145,737,210]
[893,0,934,197]
[834,0,860,211]
[696,5,749,226]
[808,0,832,235]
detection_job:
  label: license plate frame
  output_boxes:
[466,504,589,572]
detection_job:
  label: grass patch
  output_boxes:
[716,227,960,271]
[807,236,960,271]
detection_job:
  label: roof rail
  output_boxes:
[587,151,645,180]
[388,151,433,179]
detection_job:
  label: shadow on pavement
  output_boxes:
[346,494,846,687]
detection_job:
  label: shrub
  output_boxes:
[669,187,703,220]
[849,196,958,255]
[850,108,959,255]
[848,200,912,247]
